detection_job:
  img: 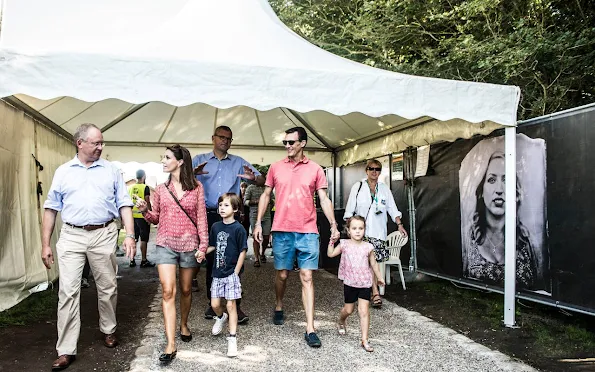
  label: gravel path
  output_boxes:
[129,244,538,372]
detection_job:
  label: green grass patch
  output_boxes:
[0,288,57,327]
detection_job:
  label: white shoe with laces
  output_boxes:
[227,336,238,357]
[212,313,228,336]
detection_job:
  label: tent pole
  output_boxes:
[503,126,517,327]
[407,147,417,272]
[332,151,337,208]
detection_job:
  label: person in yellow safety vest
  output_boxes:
[128,169,156,268]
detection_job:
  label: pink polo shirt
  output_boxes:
[266,156,328,233]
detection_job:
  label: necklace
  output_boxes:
[485,233,504,255]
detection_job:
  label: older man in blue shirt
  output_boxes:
[41,123,136,371]
[193,125,265,322]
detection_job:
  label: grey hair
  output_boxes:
[73,123,101,147]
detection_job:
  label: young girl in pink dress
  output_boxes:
[327,215,385,352]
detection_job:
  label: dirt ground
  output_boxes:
[381,277,595,372]
[0,260,159,372]
[2,261,595,371]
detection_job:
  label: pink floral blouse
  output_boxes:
[143,182,208,253]
[337,239,375,288]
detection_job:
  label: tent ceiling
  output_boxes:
[0,0,520,162]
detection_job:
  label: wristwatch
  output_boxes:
[125,234,135,240]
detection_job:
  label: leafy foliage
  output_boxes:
[269,0,595,120]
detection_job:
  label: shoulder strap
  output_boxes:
[352,181,364,217]
[165,183,197,229]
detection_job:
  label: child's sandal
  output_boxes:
[337,323,346,335]
[361,340,374,352]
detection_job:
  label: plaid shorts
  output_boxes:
[210,273,242,300]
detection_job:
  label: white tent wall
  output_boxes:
[0,100,71,311]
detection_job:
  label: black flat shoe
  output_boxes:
[180,331,192,342]
[159,350,177,364]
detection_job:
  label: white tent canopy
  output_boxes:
[0,0,521,325]
[0,0,520,167]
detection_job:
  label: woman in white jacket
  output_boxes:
[343,159,407,307]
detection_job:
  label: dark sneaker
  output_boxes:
[237,309,249,324]
[115,248,125,257]
[260,255,267,263]
[304,332,321,348]
[192,279,200,292]
[204,306,217,319]
[129,260,136,267]
[273,310,284,325]
[140,260,155,268]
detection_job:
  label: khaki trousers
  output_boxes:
[55,222,119,355]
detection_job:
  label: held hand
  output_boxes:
[330,227,340,241]
[41,245,54,269]
[237,165,255,181]
[136,199,148,212]
[398,224,408,237]
[124,237,136,260]
[254,225,263,243]
[193,161,209,176]
[378,278,386,287]
[195,251,206,263]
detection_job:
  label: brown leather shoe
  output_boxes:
[103,333,119,348]
[51,354,76,371]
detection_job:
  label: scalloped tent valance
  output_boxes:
[0,0,520,166]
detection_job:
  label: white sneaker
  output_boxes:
[212,313,228,335]
[227,336,238,357]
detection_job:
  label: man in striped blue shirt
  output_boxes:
[192,125,264,323]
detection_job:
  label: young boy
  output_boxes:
[196,193,247,358]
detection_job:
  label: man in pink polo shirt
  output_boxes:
[254,126,340,348]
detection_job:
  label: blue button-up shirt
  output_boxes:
[44,156,133,225]
[192,152,260,210]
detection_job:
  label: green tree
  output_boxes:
[269,0,595,120]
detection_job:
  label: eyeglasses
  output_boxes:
[214,134,233,142]
[282,140,302,146]
[367,167,381,172]
[82,140,105,148]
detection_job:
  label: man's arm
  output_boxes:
[317,188,340,241]
[41,209,58,269]
[253,186,273,243]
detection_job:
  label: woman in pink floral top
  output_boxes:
[328,216,384,352]
[135,145,208,365]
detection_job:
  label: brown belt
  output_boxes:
[65,220,114,231]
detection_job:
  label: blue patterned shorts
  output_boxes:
[211,273,242,300]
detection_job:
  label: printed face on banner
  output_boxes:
[459,133,550,295]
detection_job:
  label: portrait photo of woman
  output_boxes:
[459,133,549,293]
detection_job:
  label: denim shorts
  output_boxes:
[272,232,319,270]
[155,246,198,268]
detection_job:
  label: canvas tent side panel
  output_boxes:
[0,100,71,311]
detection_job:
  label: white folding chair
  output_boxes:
[379,231,409,294]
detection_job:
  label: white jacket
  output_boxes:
[343,179,402,240]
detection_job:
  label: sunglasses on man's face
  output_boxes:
[282,140,302,146]
[367,167,382,172]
